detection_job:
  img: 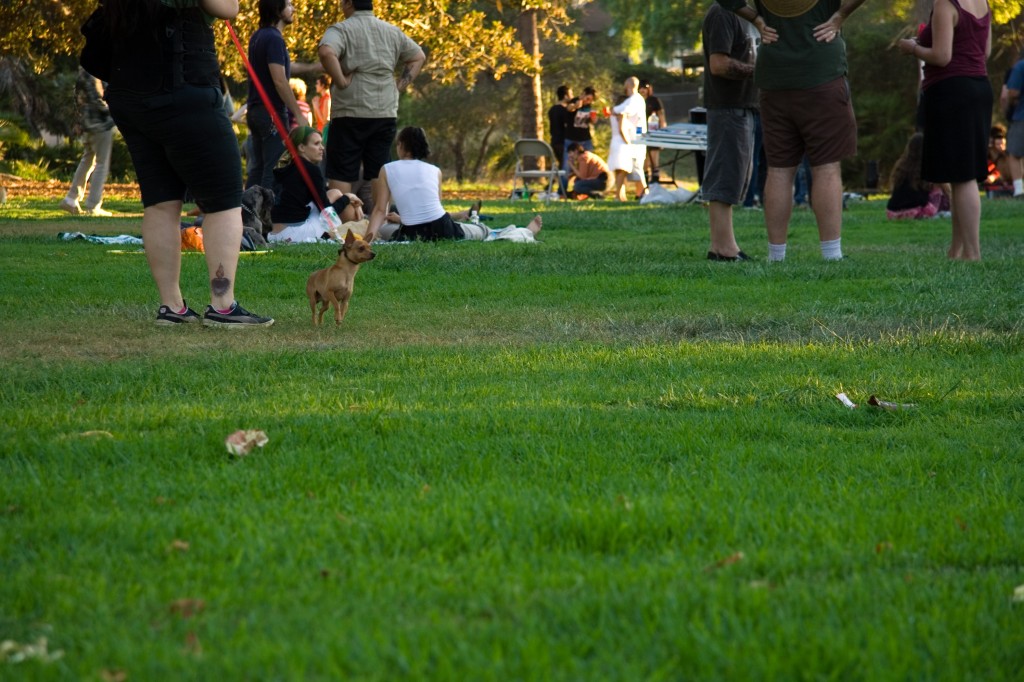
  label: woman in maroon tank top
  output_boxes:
[897,0,992,261]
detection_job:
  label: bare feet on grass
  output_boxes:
[527,214,542,236]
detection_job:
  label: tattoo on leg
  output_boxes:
[211,264,230,297]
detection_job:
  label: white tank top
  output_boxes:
[383,159,446,225]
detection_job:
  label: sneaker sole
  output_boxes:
[155,318,200,326]
[202,318,275,328]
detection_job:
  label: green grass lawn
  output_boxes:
[1,192,1022,680]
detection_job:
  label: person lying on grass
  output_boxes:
[365,126,542,244]
[268,126,363,244]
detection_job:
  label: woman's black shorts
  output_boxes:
[107,84,242,213]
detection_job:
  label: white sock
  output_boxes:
[821,238,843,261]
[768,243,787,262]
[1014,179,1023,196]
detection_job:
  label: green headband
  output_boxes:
[290,126,319,147]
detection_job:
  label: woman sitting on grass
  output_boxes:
[268,126,363,244]
[366,126,541,243]
[886,132,950,220]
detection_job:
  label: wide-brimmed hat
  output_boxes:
[761,0,818,18]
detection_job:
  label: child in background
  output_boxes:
[985,124,1014,197]
[887,133,949,220]
[289,78,313,127]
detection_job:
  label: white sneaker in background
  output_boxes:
[59,198,81,215]
[84,206,112,217]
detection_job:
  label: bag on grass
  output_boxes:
[181,226,204,252]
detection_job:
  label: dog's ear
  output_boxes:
[344,229,356,246]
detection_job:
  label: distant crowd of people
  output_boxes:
[546,79,665,202]
[66,0,1022,328]
[540,0,1020,263]
[80,0,547,328]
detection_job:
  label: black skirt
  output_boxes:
[919,76,992,184]
[396,213,465,241]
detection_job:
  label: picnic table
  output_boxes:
[638,123,708,190]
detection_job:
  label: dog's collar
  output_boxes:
[342,248,360,265]
[241,203,260,221]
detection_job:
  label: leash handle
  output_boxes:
[226,20,325,211]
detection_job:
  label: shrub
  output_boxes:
[2,158,52,181]
[0,113,136,183]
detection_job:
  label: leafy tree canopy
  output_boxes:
[0,0,562,86]
[598,0,1022,60]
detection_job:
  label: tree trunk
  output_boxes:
[472,123,496,180]
[452,136,465,183]
[517,9,543,170]
[0,58,42,138]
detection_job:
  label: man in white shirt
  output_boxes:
[611,77,648,201]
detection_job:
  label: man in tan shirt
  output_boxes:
[318,0,425,206]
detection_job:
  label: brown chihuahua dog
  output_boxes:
[305,229,375,326]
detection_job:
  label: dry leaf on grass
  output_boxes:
[100,669,128,682]
[225,429,269,456]
[79,430,115,438]
[57,430,115,441]
[1013,585,1024,603]
[167,539,190,553]
[183,632,203,657]
[168,599,206,618]
[704,551,745,573]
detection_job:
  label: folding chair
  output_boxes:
[510,139,565,200]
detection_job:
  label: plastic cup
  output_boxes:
[319,205,343,238]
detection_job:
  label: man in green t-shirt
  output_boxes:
[715,0,868,262]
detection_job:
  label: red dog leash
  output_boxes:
[226,20,325,212]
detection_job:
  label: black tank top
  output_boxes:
[108,3,220,95]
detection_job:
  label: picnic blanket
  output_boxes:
[59,232,143,245]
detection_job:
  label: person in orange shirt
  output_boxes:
[312,74,331,132]
[566,142,610,199]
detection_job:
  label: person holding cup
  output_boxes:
[564,86,598,166]
[269,125,364,244]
